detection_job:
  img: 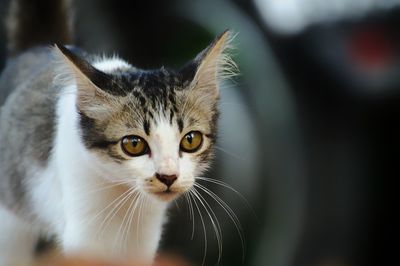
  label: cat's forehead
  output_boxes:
[100,68,188,135]
[102,69,215,137]
[104,68,191,97]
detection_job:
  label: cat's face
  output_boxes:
[56,31,232,202]
[77,69,218,202]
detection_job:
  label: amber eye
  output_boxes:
[121,135,149,157]
[180,131,203,153]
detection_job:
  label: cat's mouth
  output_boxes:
[142,176,190,202]
[144,185,184,201]
[153,190,181,201]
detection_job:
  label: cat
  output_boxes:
[0,0,235,264]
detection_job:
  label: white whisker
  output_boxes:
[188,190,208,266]
[83,187,134,227]
[196,176,255,217]
[126,192,142,251]
[192,188,223,264]
[174,199,181,211]
[116,191,141,254]
[79,180,132,196]
[97,187,137,239]
[136,193,146,248]
[214,146,247,162]
[194,182,246,262]
[184,192,195,240]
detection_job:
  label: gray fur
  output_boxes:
[0,47,58,213]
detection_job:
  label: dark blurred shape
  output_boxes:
[7,0,72,55]
[0,0,7,70]
[254,2,399,266]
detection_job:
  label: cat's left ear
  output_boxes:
[183,30,237,99]
[53,44,116,119]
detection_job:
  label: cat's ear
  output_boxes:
[184,30,237,99]
[53,44,114,119]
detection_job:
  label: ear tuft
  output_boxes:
[189,30,238,98]
[197,30,238,78]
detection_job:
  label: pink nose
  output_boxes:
[155,173,178,187]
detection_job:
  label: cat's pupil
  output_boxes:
[186,134,193,144]
[132,138,138,146]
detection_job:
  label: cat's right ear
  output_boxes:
[53,44,114,119]
[181,30,237,100]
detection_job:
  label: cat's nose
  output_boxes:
[155,173,178,187]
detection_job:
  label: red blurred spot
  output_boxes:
[348,26,396,70]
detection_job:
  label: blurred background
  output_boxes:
[0,0,398,265]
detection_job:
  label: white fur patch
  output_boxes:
[0,205,38,265]
[93,57,132,73]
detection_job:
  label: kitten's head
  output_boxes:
[55,31,235,202]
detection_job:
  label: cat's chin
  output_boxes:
[152,191,181,202]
